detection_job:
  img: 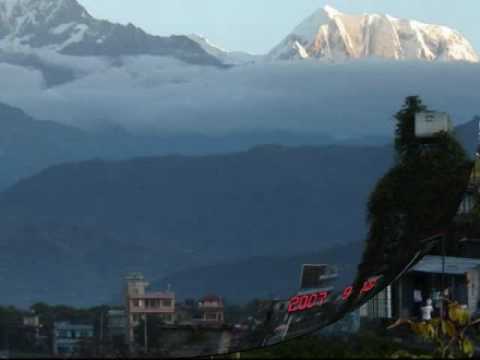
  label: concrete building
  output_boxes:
[124,273,176,346]
[106,309,127,342]
[52,322,94,356]
[362,256,480,321]
[22,313,43,347]
[197,295,224,325]
[297,264,339,295]
[415,111,453,139]
[362,148,480,321]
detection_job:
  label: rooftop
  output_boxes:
[412,255,480,275]
[200,295,223,303]
[54,322,94,330]
[130,291,175,299]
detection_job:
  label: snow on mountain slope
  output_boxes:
[0,0,222,67]
[268,5,479,63]
[187,34,261,65]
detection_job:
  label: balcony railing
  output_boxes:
[129,305,174,314]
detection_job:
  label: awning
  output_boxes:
[411,256,480,275]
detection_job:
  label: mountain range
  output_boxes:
[268,5,479,63]
[1,101,384,192]
[0,0,477,86]
[0,0,478,136]
[0,0,479,307]
[0,116,475,307]
[0,143,392,306]
[0,0,222,65]
[155,242,363,304]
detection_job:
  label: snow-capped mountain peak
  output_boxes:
[323,4,341,17]
[187,33,262,65]
[0,0,89,33]
[0,0,222,66]
[269,5,479,63]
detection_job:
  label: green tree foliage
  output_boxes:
[216,335,420,359]
[394,95,427,162]
[30,303,109,354]
[389,301,479,358]
[0,306,48,354]
[357,97,471,279]
[134,316,165,350]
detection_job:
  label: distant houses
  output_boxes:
[197,295,225,325]
[362,150,480,322]
[124,273,176,347]
[123,272,225,349]
[52,322,94,356]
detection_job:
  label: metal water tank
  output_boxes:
[415,112,453,138]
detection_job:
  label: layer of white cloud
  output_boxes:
[0,55,479,138]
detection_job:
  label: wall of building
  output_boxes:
[141,326,230,358]
[467,268,480,315]
[415,112,452,138]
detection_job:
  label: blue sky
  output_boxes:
[78,0,479,54]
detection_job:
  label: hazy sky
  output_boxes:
[77,0,480,54]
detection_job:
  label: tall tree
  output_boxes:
[394,95,427,162]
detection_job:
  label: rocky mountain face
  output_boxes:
[0,0,223,66]
[269,5,479,63]
[187,34,260,65]
[0,143,393,306]
[0,115,475,307]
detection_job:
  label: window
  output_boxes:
[206,313,218,321]
[162,299,172,307]
[58,330,70,339]
[79,330,91,338]
[58,346,71,354]
[161,313,173,322]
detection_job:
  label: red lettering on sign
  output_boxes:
[288,296,300,313]
[361,277,380,294]
[318,291,328,305]
[287,291,331,313]
[298,295,310,311]
[342,287,353,301]
[307,294,318,309]
[287,276,381,314]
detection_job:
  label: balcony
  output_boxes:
[129,306,174,314]
[129,296,175,314]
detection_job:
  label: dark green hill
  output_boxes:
[0,144,391,306]
[154,242,363,304]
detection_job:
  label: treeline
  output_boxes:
[0,303,119,356]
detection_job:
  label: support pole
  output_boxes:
[441,233,446,319]
[144,314,148,353]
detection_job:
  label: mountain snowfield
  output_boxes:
[0,0,222,66]
[186,34,261,65]
[0,0,477,71]
[0,0,478,138]
[268,5,479,63]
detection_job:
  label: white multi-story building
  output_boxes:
[124,273,175,347]
[52,322,94,356]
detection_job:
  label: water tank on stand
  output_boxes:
[415,112,453,138]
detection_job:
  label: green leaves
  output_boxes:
[389,301,478,358]
[441,320,456,338]
[462,339,475,358]
[410,322,430,340]
[448,303,470,327]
